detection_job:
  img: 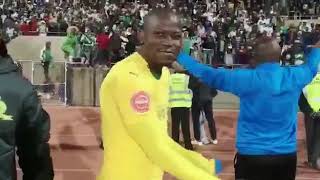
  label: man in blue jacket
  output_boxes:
[177,36,320,180]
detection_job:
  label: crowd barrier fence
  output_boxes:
[16,58,247,106]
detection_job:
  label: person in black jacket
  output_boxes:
[189,75,218,145]
[0,38,54,180]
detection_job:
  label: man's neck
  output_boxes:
[138,49,162,78]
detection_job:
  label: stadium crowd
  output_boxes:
[0,0,320,66]
[1,1,320,180]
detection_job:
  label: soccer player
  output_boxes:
[98,8,221,180]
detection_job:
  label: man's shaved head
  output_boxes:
[143,8,182,31]
[253,36,281,64]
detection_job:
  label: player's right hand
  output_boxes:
[211,159,222,175]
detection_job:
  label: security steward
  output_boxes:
[0,38,54,180]
[169,63,193,150]
[299,73,320,169]
[98,8,221,180]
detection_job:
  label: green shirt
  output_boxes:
[61,34,77,56]
[182,38,192,55]
[41,49,53,62]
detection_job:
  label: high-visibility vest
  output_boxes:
[169,73,193,108]
[304,73,320,112]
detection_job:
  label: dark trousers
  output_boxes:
[234,152,297,180]
[171,107,193,150]
[304,114,320,165]
[94,49,109,65]
[42,61,50,82]
[191,100,217,141]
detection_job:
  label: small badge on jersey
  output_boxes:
[131,91,150,113]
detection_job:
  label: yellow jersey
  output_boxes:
[98,52,220,180]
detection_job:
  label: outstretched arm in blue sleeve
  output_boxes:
[291,48,320,88]
[305,48,320,76]
[177,52,254,96]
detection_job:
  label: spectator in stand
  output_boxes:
[61,27,77,61]
[19,20,29,34]
[108,28,122,63]
[94,27,110,66]
[38,20,47,36]
[182,31,192,55]
[80,28,96,66]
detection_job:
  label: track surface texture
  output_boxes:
[16,106,320,180]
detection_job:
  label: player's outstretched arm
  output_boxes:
[177,52,254,96]
[306,48,320,76]
[167,136,222,175]
[306,42,320,76]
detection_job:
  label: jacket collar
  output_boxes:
[0,56,18,74]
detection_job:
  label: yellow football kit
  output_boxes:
[98,52,220,180]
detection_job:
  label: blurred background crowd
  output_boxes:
[1,0,320,67]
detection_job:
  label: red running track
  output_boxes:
[16,106,320,180]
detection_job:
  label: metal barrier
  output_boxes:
[280,15,320,21]
[16,58,246,106]
[17,60,67,105]
[16,60,111,106]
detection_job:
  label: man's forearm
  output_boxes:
[306,48,320,76]
[177,52,234,93]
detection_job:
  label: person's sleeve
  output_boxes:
[188,75,201,90]
[305,48,320,76]
[292,48,320,88]
[177,52,254,96]
[40,48,44,61]
[167,137,222,175]
[16,90,54,180]
[110,74,220,180]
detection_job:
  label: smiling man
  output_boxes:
[98,8,221,180]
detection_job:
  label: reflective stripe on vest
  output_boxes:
[305,74,320,112]
[169,73,192,108]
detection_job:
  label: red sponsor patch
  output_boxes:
[131,91,150,113]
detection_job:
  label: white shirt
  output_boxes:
[6,28,14,38]
[1,15,6,23]
[210,31,217,39]
[197,26,206,37]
